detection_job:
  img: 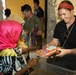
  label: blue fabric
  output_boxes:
[0,56,15,74]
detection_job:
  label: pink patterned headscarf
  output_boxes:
[0,20,22,51]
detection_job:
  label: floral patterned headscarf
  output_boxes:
[0,20,22,51]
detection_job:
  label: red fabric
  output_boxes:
[58,3,74,10]
[0,73,3,75]
[0,20,22,51]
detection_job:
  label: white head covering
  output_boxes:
[7,14,25,24]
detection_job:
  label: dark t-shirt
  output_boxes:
[34,6,44,19]
[53,18,76,49]
[53,17,76,61]
[23,15,42,33]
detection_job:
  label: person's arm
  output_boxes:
[22,46,37,54]
[36,30,42,35]
[56,48,76,57]
[41,17,45,29]
[46,38,60,47]
[14,58,39,75]
[70,49,76,55]
[35,16,42,36]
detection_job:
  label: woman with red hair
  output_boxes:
[0,20,39,75]
[47,1,76,70]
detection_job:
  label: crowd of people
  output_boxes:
[0,0,76,75]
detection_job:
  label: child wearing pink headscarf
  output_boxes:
[0,20,39,75]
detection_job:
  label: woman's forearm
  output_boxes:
[56,48,76,57]
[14,65,30,75]
[22,46,37,54]
[69,49,76,55]
[49,38,59,46]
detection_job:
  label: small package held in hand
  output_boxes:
[37,46,57,57]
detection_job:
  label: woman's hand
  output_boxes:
[14,57,40,75]
[36,31,42,35]
[22,46,37,54]
[56,48,71,57]
[27,58,39,68]
[46,38,59,47]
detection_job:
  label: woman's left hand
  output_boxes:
[27,57,39,68]
[56,48,71,57]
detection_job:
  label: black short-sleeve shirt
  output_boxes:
[53,18,76,49]
[53,17,76,61]
[34,6,44,19]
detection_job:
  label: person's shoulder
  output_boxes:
[32,15,42,23]
[33,14,40,19]
[56,20,65,27]
[38,6,43,10]
[74,15,76,21]
[57,20,65,24]
[38,6,44,12]
[74,15,76,17]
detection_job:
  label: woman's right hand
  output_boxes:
[27,58,39,68]
[14,58,39,75]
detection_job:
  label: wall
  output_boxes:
[0,0,3,20]
[5,0,45,18]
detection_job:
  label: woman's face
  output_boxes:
[58,8,74,24]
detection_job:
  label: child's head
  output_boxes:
[0,20,22,50]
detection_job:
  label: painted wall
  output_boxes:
[0,1,3,20]
[5,0,45,18]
